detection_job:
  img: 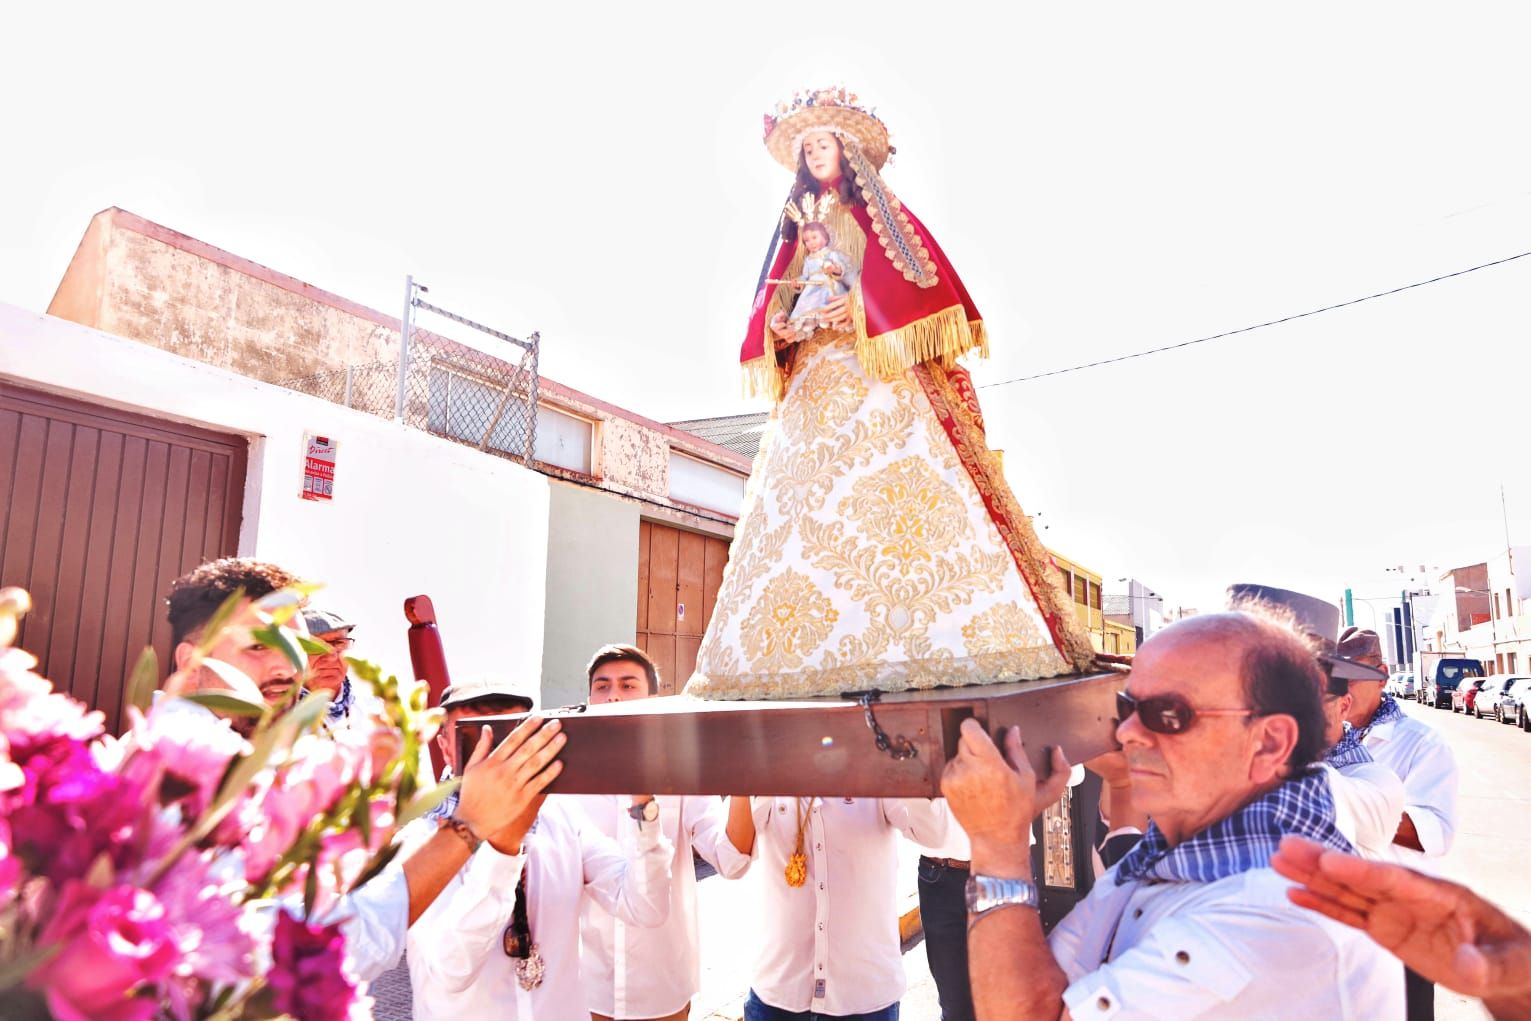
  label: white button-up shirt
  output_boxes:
[577,795,751,1018]
[1361,712,1459,868]
[749,797,948,1016]
[1050,865,1405,1019]
[406,797,673,1021]
[1323,760,1405,860]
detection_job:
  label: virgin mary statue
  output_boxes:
[684,88,1097,701]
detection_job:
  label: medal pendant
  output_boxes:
[516,944,546,990]
[784,851,808,887]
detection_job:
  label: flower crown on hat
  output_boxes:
[762,86,895,172]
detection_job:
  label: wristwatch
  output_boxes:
[965,874,1039,924]
[628,798,659,828]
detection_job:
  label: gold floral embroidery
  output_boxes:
[769,401,913,521]
[963,602,1047,656]
[841,457,967,576]
[782,356,869,444]
[740,570,840,671]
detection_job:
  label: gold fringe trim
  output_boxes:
[741,353,785,402]
[852,289,988,381]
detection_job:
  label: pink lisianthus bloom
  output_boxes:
[6,734,145,882]
[28,881,181,1021]
[0,647,103,745]
[120,698,247,817]
[152,848,259,989]
[309,798,395,917]
[0,817,18,898]
[244,736,360,884]
[267,911,357,1021]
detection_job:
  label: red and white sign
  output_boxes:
[301,434,337,501]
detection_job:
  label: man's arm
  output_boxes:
[1391,732,1458,855]
[942,720,1073,1021]
[1274,835,1531,1019]
[685,795,753,879]
[580,799,673,928]
[724,794,757,856]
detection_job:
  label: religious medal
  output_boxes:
[785,797,812,887]
[516,944,546,991]
[502,923,524,958]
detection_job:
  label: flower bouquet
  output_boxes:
[0,585,448,1020]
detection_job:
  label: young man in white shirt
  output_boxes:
[944,611,1404,1020]
[578,644,752,1021]
[726,791,948,1020]
[1340,626,1460,1021]
[403,680,675,1021]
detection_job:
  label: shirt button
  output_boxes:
[818,923,824,930]
[815,842,822,850]
[1132,908,1143,918]
[1176,950,1191,964]
[818,964,824,971]
[819,883,825,890]
[1096,996,1111,1011]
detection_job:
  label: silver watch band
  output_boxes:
[965,873,1040,927]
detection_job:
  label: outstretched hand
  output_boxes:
[1273,836,1531,1008]
[940,719,1069,873]
[455,717,565,852]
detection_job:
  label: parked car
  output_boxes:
[1387,672,1416,699]
[1472,676,1510,719]
[1492,676,1531,727]
[1452,677,1489,714]
[1422,658,1486,709]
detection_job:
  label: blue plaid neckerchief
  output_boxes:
[1324,722,1374,769]
[1357,692,1405,739]
[1115,768,1353,886]
[326,678,354,722]
[425,766,459,823]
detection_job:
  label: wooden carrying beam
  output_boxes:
[458,671,1125,798]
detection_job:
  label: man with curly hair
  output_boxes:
[164,556,304,706]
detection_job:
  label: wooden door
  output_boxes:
[0,383,246,731]
[636,520,730,693]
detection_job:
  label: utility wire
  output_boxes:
[978,249,1531,389]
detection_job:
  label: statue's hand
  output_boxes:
[770,314,799,349]
[820,295,851,330]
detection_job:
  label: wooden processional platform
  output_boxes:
[458,670,1126,798]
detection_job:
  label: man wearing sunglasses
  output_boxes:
[941,611,1404,1020]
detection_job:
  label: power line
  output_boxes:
[978,249,1531,389]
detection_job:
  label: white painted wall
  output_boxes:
[0,303,549,689]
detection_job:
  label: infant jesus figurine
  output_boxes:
[783,221,854,339]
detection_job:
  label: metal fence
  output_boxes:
[279,279,541,467]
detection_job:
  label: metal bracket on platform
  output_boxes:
[857,691,919,761]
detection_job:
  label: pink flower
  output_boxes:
[268,911,356,1021]
[152,849,257,989]
[122,699,246,817]
[29,882,181,1021]
[243,737,359,883]
[0,647,103,745]
[6,734,144,882]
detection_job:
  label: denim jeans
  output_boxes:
[917,857,974,1021]
[744,990,899,1021]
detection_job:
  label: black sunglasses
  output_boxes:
[1116,690,1256,735]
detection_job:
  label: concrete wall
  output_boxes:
[1,302,549,693]
[540,481,640,708]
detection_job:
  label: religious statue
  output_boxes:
[685,88,1098,701]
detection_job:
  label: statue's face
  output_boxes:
[801,131,842,183]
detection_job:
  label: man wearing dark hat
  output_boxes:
[402,679,675,1021]
[1225,585,1405,861]
[301,607,371,729]
[1339,625,1460,1021]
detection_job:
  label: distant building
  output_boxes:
[1049,550,1135,656]
[1104,578,1164,647]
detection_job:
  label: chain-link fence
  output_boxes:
[278,286,540,467]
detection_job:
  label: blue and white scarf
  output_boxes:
[1357,691,1406,739]
[1324,722,1374,769]
[1115,769,1354,886]
[326,678,354,722]
[425,767,459,823]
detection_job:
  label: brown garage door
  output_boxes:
[636,520,729,694]
[0,383,246,732]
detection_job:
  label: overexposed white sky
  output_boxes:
[4,1,1529,619]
